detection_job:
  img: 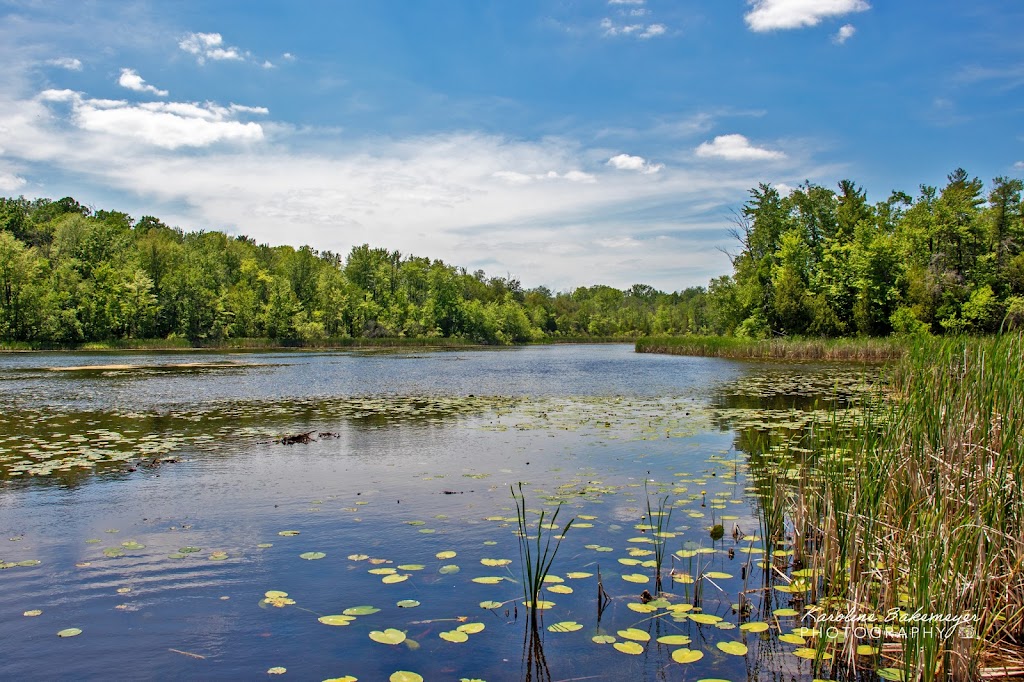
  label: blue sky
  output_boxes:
[1,1,1022,291]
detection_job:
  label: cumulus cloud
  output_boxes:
[179,32,245,64]
[833,24,856,44]
[601,18,666,39]
[1014,161,1024,170]
[745,0,870,32]
[47,57,82,70]
[0,172,27,192]
[607,153,663,174]
[38,89,265,149]
[694,134,786,161]
[118,68,168,97]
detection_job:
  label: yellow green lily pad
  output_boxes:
[671,648,704,664]
[369,629,407,645]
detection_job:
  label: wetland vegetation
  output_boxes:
[2,169,1022,681]
[3,169,1024,348]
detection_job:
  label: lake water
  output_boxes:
[0,344,871,681]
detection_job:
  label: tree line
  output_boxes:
[1,167,1020,345]
[709,170,1024,337]
[0,196,706,344]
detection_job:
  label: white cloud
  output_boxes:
[0,72,819,290]
[1014,161,1024,170]
[596,236,642,248]
[178,32,245,64]
[492,168,597,185]
[608,0,645,4]
[118,68,168,97]
[0,172,27,192]
[38,89,264,149]
[833,24,856,44]
[282,53,296,61]
[607,153,663,174]
[745,0,870,32]
[47,57,82,71]
[694,134,786,161]
[601,18,667,39]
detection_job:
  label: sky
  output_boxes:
[0,0,1022,292]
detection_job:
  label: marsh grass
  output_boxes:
[635,335,906,361]
[644,482,673,593]
[747,335,1024,679]
[512,483,574,632]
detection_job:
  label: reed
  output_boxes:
[644,482,673,593]
[748,335,1024,679]
[512,483,574,632]
[635,334,906,361]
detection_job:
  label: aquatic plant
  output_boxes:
[512,483,573,632]
[746,334,1024,679]
[636,334,906,361]
[643,482,672,593]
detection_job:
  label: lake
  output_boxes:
[0,344,873,681]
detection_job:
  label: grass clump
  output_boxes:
[635,335,906,361]
[748,335,1024,679]
[512,483,573,632]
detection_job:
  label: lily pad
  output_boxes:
[435,550,457,559]
[671,648,704,664]
[657,635,691,645]
[319,615,356,626]
[689,613,722,624]
[343,606,380,616]
[278,530,300,537]
[547,621,583,632]
[717,641,748,656]
[390,672,423,682]
[57,628,82,638]
[457,623,485,634]
[23,610,43,617]
[621,573,649,583]
[438,565,460,575]
[440,630,469,643]
[479,600,503,609]
[617,628,651,642]
[613,641,644,655]
[369,628,407,645]
[592,634,616,644]
[739,621,769,633]
[300,552,326,560]
[396,600,420,608]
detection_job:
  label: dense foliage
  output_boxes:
[0,196,707,344]
[711,170,1024,337]
[2,167,1020,345]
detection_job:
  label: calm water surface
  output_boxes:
[0,345,864,681]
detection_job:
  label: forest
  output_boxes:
[0,168,1021,345]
